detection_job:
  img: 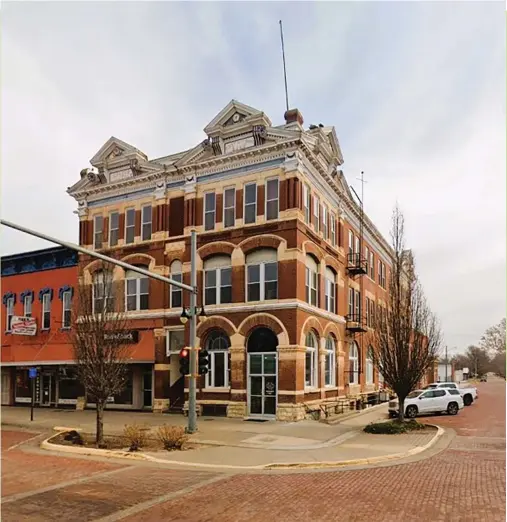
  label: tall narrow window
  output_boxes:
[223,187,236,228]
[349,342,359,385]
[348,287,354,318]
[204,192,216,231]
[325,336,336,386]
[62,290,72,328]
[365,297,370,327]
[244,183,257,224]
[141,205,152,241]
[322,206,328,240]
[204,256,232,305]
[125,208,135,244]
[313,196,320,233]
[265,178,279,220]
[305,255,319,307]
[355,236,360,256]
[24,294,32,317]
[246,249,278,301]
[205,331,231,389]
[5,296,14,331]
[170,261,182,308]
[305,332,318,388]
[109,212,119,247]
[354,289,361,318]
[94,215,103,249]
[93,272,113,314]
[348,230,354,256]
[42,293,51,329]
[303,184,311,224]
[125,269,149,311]
[364,246,369,274]
[330,214,336,246]
[369,252,375,279]
[325,267,336,314]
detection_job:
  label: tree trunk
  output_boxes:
[398,398,405,422]
[96,401,105,448]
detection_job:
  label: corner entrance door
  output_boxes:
[248,353,277,418]
[143,371,153,409]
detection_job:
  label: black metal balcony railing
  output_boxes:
[346,252,367,275]
[346,313,367,333]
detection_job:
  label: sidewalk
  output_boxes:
[2,404,390,450]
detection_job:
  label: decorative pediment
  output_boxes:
[89,137,148,169]
[203,99,272,136]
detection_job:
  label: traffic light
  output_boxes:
[179,348,190,376]
[198,348,209,375]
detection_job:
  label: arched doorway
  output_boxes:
[246,327,278,418]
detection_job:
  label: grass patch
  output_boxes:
[364,419,427,435]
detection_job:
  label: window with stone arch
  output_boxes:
[366,346,374,385]
[125,266,149,311]
[204,330,231,389]
[325,336,336,387]
[349,341,360,385]
[246,248,278,302]
[305,330,319,388]
[170,260,182,308]
[305,254,319,307]
[324,266,337,314]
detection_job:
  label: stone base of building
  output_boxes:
[227,402,247,418]
[276,403,306,422]
[153,398,169,412]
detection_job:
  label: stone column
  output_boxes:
[227,334,247,418]
[276,345,306,421]
[153,328,170,412]
[319,337,327,399]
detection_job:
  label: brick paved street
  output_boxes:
[2,379,505,521]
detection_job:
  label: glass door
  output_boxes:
[143,371,153,408]
[41,374,52,406]
[248,353,277,418]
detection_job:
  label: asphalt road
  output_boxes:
[2,379,505,521]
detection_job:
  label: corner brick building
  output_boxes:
[67,100,401,421]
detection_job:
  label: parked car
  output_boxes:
[423,382,477,406]
[480,375,487,382]
[388,388,464,418]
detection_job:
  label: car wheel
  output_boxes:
[447,402,459,416]
[406,405,418,418]
[463,395,473,406]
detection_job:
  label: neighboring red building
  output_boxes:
[1,246,81,407]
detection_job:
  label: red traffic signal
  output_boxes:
[179,348,189,358]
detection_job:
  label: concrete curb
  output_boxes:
[324,402,389,425]
[40,424,444,471]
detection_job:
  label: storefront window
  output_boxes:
[58,367,85,403]
[112,368,133,405]
[15,370,31,402]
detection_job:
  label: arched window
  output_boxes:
[125,267,149,311]
[246,249,278,302]
[366,346,374,385]
[93,271,113,314]
[305,255,319,307]
[349,341,359,385]
[247,327,278,353]
[170,260,182,308]
[205,330,231,388]
[324,267,336,314]
[203,255,232,305]
[325,336,336,386]
[305,331,318,388]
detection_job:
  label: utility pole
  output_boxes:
[445,345,448,381]
[1,219,201,433]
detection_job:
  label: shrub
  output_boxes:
[123,423,148,452]
[364,419,426,435]
[156,424,189,451]
[63,430,84,445]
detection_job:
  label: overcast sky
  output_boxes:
[2,2,505,352]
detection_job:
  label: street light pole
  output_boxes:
[187,230,198,434]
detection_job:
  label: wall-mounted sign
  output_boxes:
[29,368,37,379]
[109,168,133,183]
[463,367,469,374]
[11,316,37,336]
[103,330,139,344]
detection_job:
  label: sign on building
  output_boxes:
[11,316,37,336]
[103,330,139,344]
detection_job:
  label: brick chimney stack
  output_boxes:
[284,108,304,126]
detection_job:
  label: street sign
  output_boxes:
[28,367,37,379]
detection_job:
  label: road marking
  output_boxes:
[92,474,228,522]
[2,466,135,504]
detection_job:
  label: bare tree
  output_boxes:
[371,205,442,421]
[463,345,490,378]
[480,318,506,356]
[69,266,133,447]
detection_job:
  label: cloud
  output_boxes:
[1,1,504,350]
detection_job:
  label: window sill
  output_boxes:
[203,387,231,393]
[304,386,319,393]
[41,328,51,332]
[324,385,338,390]
[60,327,72,332]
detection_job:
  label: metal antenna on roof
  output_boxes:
[279,20,290,113]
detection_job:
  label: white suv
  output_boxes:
[389,388,464,418]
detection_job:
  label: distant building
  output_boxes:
[437,362,454,383]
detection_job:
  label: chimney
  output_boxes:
[284,108,304,126]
